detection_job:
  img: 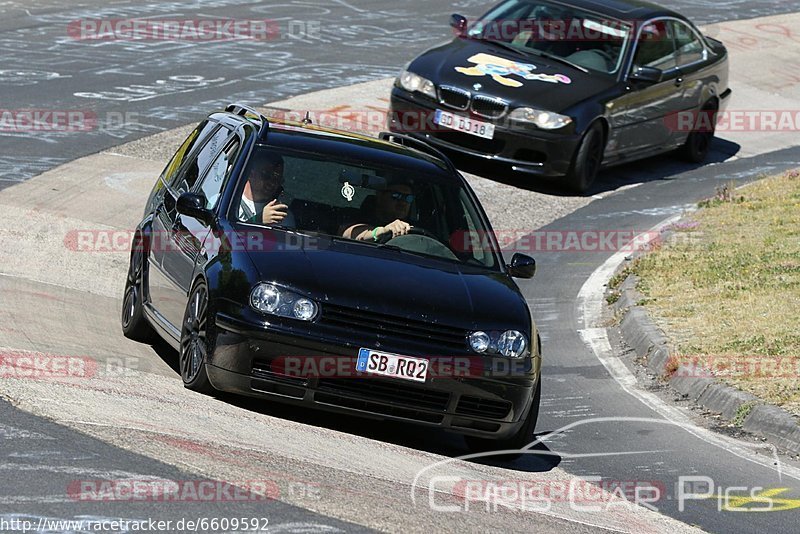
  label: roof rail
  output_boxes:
[225,103,260,118]
[378,131,456,172]
[224,102,270,142]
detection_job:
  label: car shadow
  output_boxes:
[151,336,180,375]
[148,338,561,472]
[224,392,561,472]
[453,137,741,197]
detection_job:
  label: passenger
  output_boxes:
[239,151,295,227]
[342,180,414,241]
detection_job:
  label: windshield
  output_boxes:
[233,145,500,269]
[467,0,632,74]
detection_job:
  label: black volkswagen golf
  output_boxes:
[122,104,541,452]
[389,0,731,192]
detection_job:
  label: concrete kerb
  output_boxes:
[608,227,800,456]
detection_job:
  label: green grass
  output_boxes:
[632,170,800,415]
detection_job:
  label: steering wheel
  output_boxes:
[376,226,440,244]
[596,48,615,66]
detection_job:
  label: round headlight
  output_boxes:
[251,283,281,313]
[469,331,491,353]
[498,330,527,358]
[293,298,318,321]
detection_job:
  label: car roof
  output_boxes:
[551,0,687,23]
[213,112,455,178]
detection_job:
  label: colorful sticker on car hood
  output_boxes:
[455,53,572,88]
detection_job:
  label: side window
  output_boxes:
[671,21,705,67]
[457,189,494,268]
[633,21,678,71]
[146,120,215,215]
[176,127,231,195]
[160,120,217,188]
[197,136,241,209]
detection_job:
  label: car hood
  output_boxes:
[410,38,616,113]
[245,234,530,332]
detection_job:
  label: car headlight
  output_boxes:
[468,330,528,358]
[469,331,491,353]
[398,70,437,100]
[250,283,319,321]
[509,107,572,130]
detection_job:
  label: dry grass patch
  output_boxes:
[632,170,800,415]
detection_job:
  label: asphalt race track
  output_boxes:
[1,0,798,185]
[2,1,800,533]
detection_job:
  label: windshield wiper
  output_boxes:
[527,49,589,73]
[471,36,589,73]
[471,36,529,57]
[377,243,468,266]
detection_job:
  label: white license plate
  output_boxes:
[435,109,495,139]
[356,348,429,383]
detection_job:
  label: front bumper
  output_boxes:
[208,312,539,439]
[389,87,582,177]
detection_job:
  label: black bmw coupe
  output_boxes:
[389,0,731,192]
[122,104,541,452]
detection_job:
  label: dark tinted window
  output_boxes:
[160,120,217,188]
[633,20,678,71]
[235,146,499,269]
[197,136,241,209]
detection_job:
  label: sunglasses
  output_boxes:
[387,191,415,203]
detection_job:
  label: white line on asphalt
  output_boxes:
[0,423,54,440]
[576,215,800,482]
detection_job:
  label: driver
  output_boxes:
[342,180,414,241]
[239,150,295,227]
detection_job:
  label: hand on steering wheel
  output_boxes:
[381,219,412,238]
[376,225,440,244]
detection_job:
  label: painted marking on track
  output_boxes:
[0,423,53,440]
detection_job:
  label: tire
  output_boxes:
[179,280,217,394]
[121,235,154,342]
[565,122,604,194]
[464,379,541,459]
[679,102,718,163]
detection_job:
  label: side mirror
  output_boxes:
[507,253,536,279]
[450,13,468,35]
[176,192,214,225]
[629,66,663,84]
